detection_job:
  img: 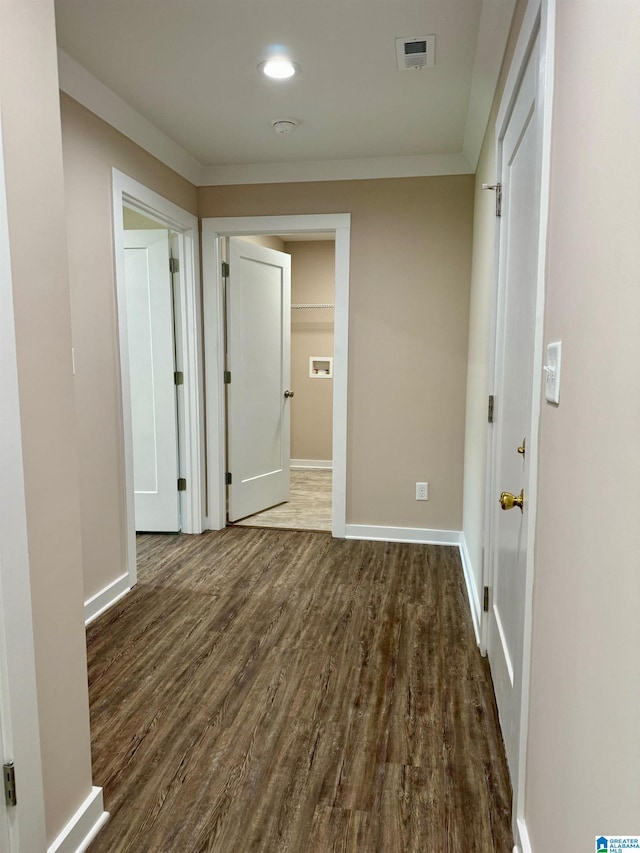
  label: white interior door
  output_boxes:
[227,238,291,522]
[487,33,541,783]
[124,230,180,532]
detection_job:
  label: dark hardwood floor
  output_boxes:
[86,528,512,852]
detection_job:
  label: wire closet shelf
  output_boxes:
[291,303,335,310]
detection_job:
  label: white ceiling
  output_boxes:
[54,0,516,185]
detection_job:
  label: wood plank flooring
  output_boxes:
[232,468,332,532]
[87,528,512,852]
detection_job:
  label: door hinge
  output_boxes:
[3,762,17,806]
[483,586,490,613]
[481,182,502,217]
[174,371,184,386]
[169,256,180,274]
[223,370,231,384]
[221,261,230,278]
[488,395,495,423]
[177,477,187,492]
[225,472,232,485]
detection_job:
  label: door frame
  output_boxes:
[481,0,555,849]
[0,113,47,852]
[202,214,351,537]
[112,170,204,589]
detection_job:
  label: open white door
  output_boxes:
[227,238,291,522]
[124,230,180,532]
[487,32,542,785]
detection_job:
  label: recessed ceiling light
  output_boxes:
[259,57,300,80]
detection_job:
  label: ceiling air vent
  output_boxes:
[395,35,436,71]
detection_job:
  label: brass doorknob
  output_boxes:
[499,489,524,512]
[284,390,294,398]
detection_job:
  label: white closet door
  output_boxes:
[124,229,180,532]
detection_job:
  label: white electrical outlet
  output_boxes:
[416,482,429,501]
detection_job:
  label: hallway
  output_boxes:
[86,529,512,851]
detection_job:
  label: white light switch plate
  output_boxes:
[544,341,562,404]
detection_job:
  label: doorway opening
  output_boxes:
[111,170,204,596]
[227,233,335,532]
[202,214,350,539]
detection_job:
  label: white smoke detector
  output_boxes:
[395,35,436,71]
[271,119,299,135]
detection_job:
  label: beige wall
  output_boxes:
[462,0,527,601]
[524,1,640,847]
[0,1,94,842]
[240,234,285,251]
[200,177,473,529]
[286,241,335,462]
[60,94,198,601]
[123,206,165,229]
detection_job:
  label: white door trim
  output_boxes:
[112,170,204,589]
[0,113,47,852]
[202,214,350,537]
[481,0,555,843]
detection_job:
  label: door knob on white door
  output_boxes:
[284,390,294,398]
[499,489,524,512]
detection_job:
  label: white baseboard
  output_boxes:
[84,572,131,626]
[459,533,481,645]
[345,524,461,546]
[48,787,109,853]
[291,459,333,469]
[514,818,533,853]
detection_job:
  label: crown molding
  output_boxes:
[57,49,205,185]
[199,153,472,186]
[463,0,517,171]
[58,49,480,187]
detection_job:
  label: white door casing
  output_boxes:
[124,229,180,532]
[0,111,47,851]
[202,214,350,537]
[227,238,291,522]
[112,169,204,597]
